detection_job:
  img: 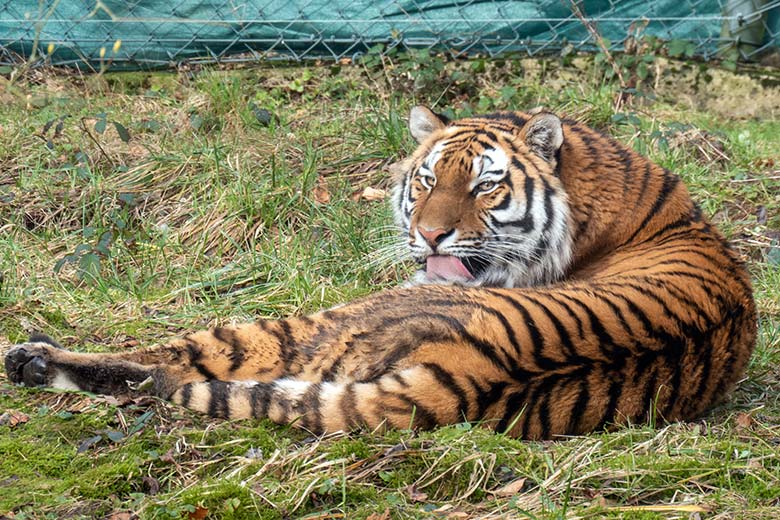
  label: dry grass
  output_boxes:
[0,57,779,519]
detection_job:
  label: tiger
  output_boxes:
[4,106,757,440]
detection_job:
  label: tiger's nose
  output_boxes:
[418,226,452,247]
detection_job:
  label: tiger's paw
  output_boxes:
[4,334,63,387]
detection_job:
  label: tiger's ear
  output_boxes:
[409,106,449,143]
[521,112,563,164]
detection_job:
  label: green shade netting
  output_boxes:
[1,1,778,69]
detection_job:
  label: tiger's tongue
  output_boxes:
[426,255,475,281]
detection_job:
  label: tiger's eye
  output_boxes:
[419,175,436,189]
[477,181,496,192]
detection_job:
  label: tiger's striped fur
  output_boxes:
[4,107,756,439]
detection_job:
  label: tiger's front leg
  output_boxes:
[4,319,309,398]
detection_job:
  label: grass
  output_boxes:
[1,55,779,519]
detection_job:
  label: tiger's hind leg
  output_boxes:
[4,319,309,398]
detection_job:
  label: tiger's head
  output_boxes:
[391,106,573,288]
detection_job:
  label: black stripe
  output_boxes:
[521,293,582,362]
[277,320,297,373]
[495,385,532,433]
[413,298,525,374]
[622,171,681,246]
[414,311,516,375]
[392,373,410,388]
[487,292,561,370]
[709,306,745,405]
[185,340,218,380]
[179,383,192,408]
[535,377,565,439]
[212,327,246,372]
[319,347,350,381]
[378,381,438,429]
[661,347,684,418]
[628,216,695,249]
[518,379,548,438]
[591,286,674,347]
[523,172,535,213]
[208,381,231,418]
[475,112,529,128]
[638,161,651,197]
[547,291,628,363]
[595,375,623,431]
[567,377,591,434]
[544,292,585,339]
[540,176,555,233]
[492,192,512,211]
[250,383,272,418]
[299,382,323,432]
[341,381,365,429]
[638,354,660,421]
[421,362,470,420]
[468,377,509,420]
[588,288,641,339]
[510,156,527,173]
[664,284,714,328]
[618,148,634,196]
[596,280,689,327]
[475,137,499,150]
[494,212,533,233]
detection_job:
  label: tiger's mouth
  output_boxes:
[425,255,491,282]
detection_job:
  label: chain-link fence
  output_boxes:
[1,1,779,70]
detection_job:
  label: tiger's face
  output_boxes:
[392,107,573,288]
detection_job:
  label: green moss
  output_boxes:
[325,437,375,461]
[0,315,26,343]
[154,480,281,520]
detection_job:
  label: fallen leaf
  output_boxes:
[142,475,160,495]
[0,410,29,428]
[361,186,386,201]
[188,506,209,520]
[160,449,178,465]
[735,412,753,429]
[366,509,390,520]
[77,434,103,453]
[313,176,331,204]
[106,513,136,520]
[406,484,428,502]
[106,430,126,442]
[493,477,526,496]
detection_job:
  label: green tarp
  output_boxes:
[1,1,778,69]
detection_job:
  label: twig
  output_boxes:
[568,1,626,88]
[79,117,113,165]
[568,0,629,110]
[729,175,780,183]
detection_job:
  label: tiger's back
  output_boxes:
[4,108,756,439]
